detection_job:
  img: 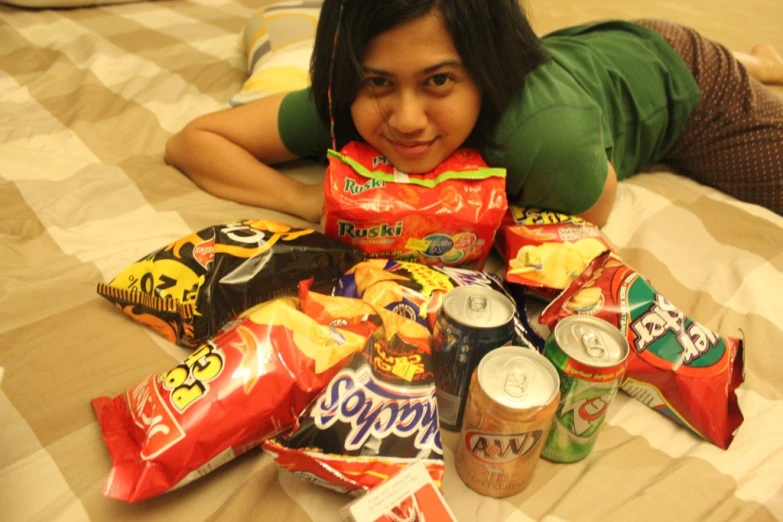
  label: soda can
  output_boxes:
[541,316,629,463]
[455,346,560,497]
[431,286,517,430]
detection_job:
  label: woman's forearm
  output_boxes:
[165,127,323,222]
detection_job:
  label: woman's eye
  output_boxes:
[364,77,389,89]
[428,74,452,87]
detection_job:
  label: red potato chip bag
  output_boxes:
[496,206,611,299]
[92,291,380,502]
[97,220,364,347]
[539,251,744,449]
[263,308,444,494]
[323,141,508,269]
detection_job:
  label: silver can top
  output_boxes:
[442,286,515,329]
[477,346,560,409]
[553,316,629,368]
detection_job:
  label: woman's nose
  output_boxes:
[387,92,428,134]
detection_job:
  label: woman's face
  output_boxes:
[350,10,482,174]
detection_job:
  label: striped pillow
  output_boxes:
[231,1,322,106]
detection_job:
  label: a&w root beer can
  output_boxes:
[541,316,629,463]
[432,286,516,430]
[455,346,560,497]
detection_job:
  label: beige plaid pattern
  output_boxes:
[0,0,781,520]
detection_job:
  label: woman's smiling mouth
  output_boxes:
[388,138,437,158]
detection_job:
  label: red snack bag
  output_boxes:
[539,251,744,448]
[323,141,508,269]
[496,206,611,299]
[262,308,444,493]
[92,293,378,502]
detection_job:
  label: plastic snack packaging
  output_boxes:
[262,307,445,494]
[340,461,457,522]
[496,206,611,299]
[539,251,744,449]
[92,285,381,502]
[97,219,364,347]
[323,141,508,269]
[334,259,540,350]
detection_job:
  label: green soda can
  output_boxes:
[541,315,629,463]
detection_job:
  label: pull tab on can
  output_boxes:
[552,316,629,370]
[464,294,490,325]
[441,286,516,330]
[580,330,607,359]
[502,357,536,401]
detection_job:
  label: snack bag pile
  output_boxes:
[97,220,363,347]
[539,251,744,449]
[323,141,508,269]
[92,285,380,502]
[335,259,540,350]
[496,206,610,299]
[263,307,444,493]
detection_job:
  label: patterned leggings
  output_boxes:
[635,19,783,215]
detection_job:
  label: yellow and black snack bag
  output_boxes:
[97,219,364,347]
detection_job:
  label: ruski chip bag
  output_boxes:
[92,288,381,502]
[335,259,540,351]
[97,219,363,347]
[323,141,508,269]
[539,251,744,449]
[496,206,611,299]
[262,308,444,494]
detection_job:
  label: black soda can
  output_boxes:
[432,286,517,430]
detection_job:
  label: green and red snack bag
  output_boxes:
[323,141,508,269]
[539,251,744,449]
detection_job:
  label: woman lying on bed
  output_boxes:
[165,0,783,227]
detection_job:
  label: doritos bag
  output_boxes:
[496,206,611,300]
[92,287,381,502]
[323,141,507,269]
[263,308,444,494]
[97,219,363,347]
[539,251,744,449]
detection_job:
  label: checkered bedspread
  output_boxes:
[1,1,782,520]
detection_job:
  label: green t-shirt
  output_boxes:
[278,21,701,214]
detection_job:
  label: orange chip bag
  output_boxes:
[298,278,381,339]
[323,141,508,269]
[496,206,612,299]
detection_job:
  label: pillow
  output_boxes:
[230,0,322,106]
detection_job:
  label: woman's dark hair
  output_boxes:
[310,0,549,150]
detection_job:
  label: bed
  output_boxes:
[1,0,782,520]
